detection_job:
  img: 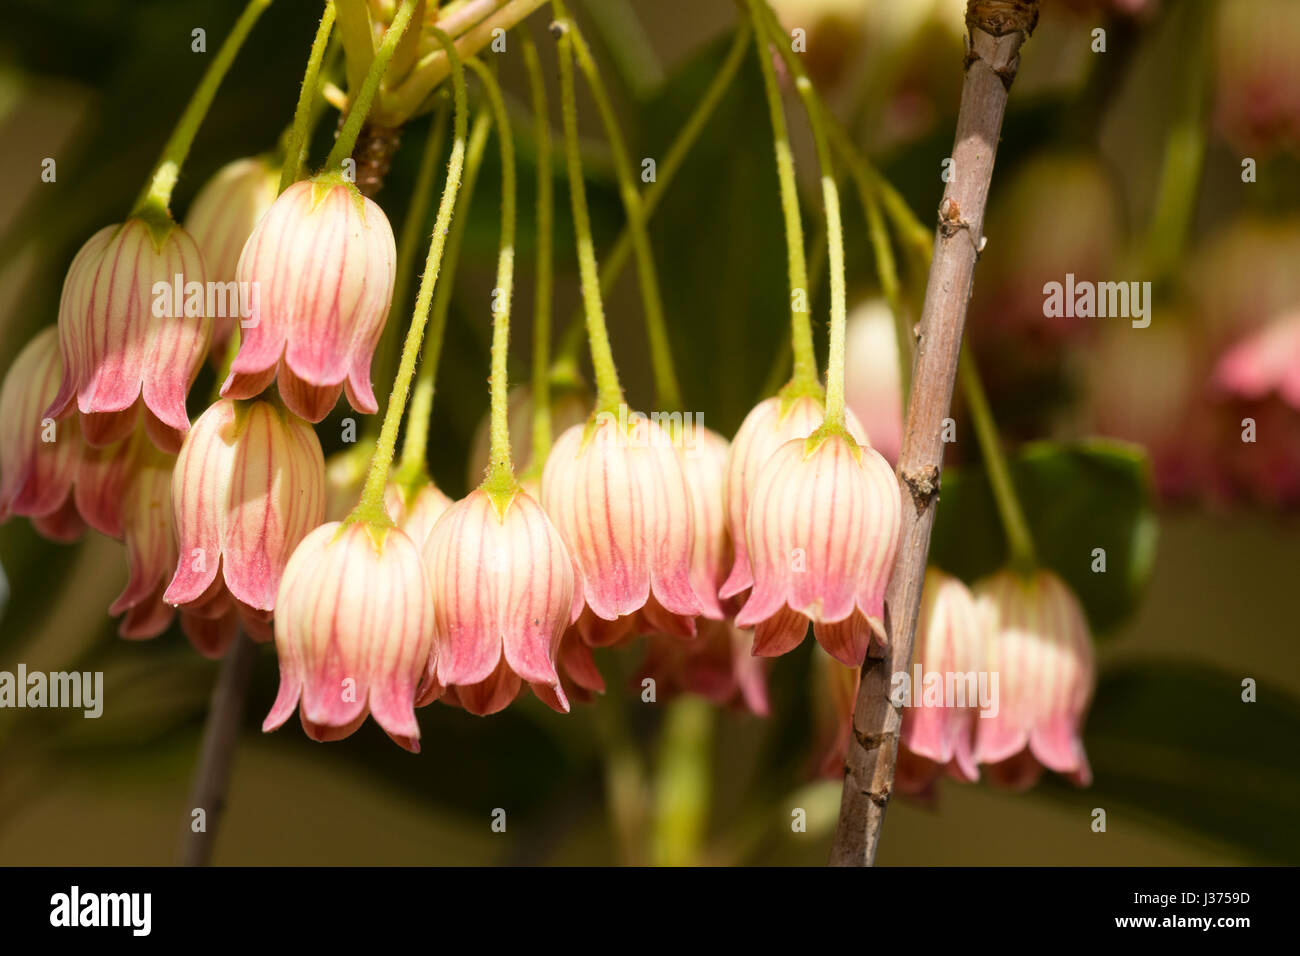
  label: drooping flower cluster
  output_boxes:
[814,567,1095,796]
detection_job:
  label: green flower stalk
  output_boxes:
[351,26,469,525]
[133,0,274,225]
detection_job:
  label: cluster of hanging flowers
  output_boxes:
[0,0,1097,793]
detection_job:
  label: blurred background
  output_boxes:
[0,0,1297,865]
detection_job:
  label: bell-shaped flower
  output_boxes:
[1,327,84,540]
[541,411,703,643]
[165,397,325,618]
[264,521,434,751]
[735,428,900,667]
[971,567,1095,789]
[47,218,210,452]
[423,488,578,716]
[111,436,179,639]
[895,569,984,794]
[185,156,280,356]
[222,177,396,423]
[720,394,866,600]
[680,425,732,621]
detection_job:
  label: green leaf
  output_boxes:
[1039,662,1300,864]
[930,438,1158,633]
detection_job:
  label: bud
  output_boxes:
[185,156,280,356]
[384,480,453,551]
[423,489,578,716]
[896,569,983,795]
[541,413,703,643]
[47,219,210,452]
[971,568,1095,789]
[720,394,866,600]
[264,521,434,751]
[223,178,397,423]
[634,617,769,716]
[165,398,325,615]
[0,327,83,540]
[735,430,900,667]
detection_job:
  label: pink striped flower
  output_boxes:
[896,569,984,794]
[422,488,579,716]
[720,394,866,600]
[165,397,325,621]
[971,568,1095,789]
[264,521,434,751]
[735,429,900,667]
[1,328,85,540]
[222,178,397,423]
[541,412,703,645]
[111,437,179,640]
[681,426,732,621]
[185,156,280,356]
[47,219,210,453]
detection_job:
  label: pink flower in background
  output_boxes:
[1214,310,1300,410]
[111,437,178,639]
[223,178,396,423]
[972,568,1095,790]
[895,569,984,795]
[844,299,903,467]
[680,425,733,621]
[634,618,769,716]
[184,156,280,356]
[384,481,453,551]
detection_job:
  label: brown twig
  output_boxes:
[177,633,259,866]
[828,0,1039,867]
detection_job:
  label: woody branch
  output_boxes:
[828,0,1040,867]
